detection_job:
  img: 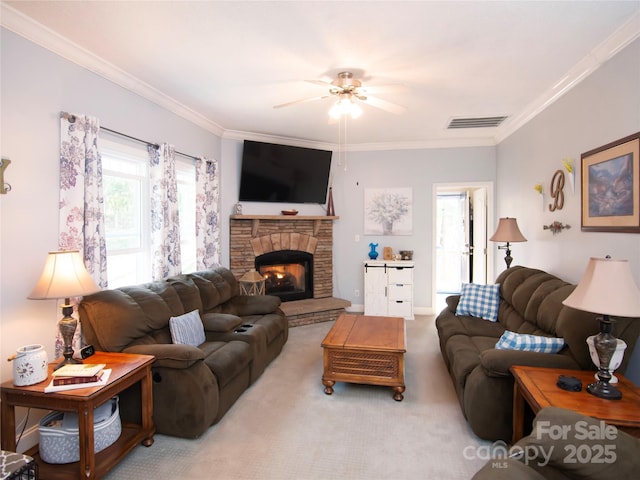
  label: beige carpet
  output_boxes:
[105,316,491,479]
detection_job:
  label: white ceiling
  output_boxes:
[3,1,640,150]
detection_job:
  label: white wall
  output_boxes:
[496,37,640,285]
[0,28,221,436]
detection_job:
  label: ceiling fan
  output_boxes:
[273,71,406,118]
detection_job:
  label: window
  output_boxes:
[101,137,196,287]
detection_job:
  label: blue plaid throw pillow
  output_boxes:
[455,283,500,322]
[495,331,566,353]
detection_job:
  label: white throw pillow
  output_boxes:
[169,309,205,346]
[455,283,500,322]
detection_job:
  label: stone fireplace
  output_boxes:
[229,215,350,326]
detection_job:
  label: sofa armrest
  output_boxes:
[480,349,581,377]
[201,313,244,333]
[446,295,460,313]
[224,295,282,316]
[123,344,204,369]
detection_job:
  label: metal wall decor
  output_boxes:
[548,169,565,211]
[0,158,11,194]
[543,221,571,235]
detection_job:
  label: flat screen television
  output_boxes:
[239,140,332,204]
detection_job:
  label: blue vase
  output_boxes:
[368,243,379,259]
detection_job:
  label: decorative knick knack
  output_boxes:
[326,187,335,216]
[368,243,379,260]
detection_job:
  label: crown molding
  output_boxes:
[223,128,497,151]
[1,4,225,137]
[496,11,640,143]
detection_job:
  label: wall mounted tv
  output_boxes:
[239,140,332,204]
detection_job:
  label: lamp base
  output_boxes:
[54,302,83,371]
[587,380,622,400]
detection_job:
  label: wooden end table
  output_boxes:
[321,313,406,401]
[511,365,640,444]
[1,351,155,480]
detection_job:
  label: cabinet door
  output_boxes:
[364,266,388,316]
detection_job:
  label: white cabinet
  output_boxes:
[364,260,414,320]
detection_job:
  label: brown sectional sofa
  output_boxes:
[79,267,288,438]
[435,266,640,442]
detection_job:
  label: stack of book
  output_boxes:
[44,363,112,393]
[52,363,106,385]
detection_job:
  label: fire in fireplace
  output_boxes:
[255,250,313,302]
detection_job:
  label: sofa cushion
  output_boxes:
[201,340,252,388]
[456,283,501,322]
[170,310,206,346]
[495,331,566,354]
[166,274,204,313]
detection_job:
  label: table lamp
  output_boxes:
[489,217,527,268]
[28,250,101,370]
[562,256,640,400]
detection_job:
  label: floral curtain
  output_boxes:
[195,157,221,269]
[58,114,107,357]
[148,143,182,280]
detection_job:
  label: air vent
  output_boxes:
[447,116,507,129]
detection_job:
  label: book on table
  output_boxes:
[44,369,112,393]
[52,363,106,378]
[53,369,105,386]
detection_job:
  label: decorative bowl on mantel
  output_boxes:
[281,209,299,216]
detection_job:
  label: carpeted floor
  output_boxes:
[105,316,490,479]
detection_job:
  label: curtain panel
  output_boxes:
[58,114,108,357]
[148,143,182,280]
[196,157,221,269]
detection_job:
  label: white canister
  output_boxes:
[11,344,49,386]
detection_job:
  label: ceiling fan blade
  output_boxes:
[361,95,406,115]
[305,79,334,87]
[273,95,331,109]
[359,84,407,95]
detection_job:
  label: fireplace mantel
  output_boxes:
[230,214,339,237]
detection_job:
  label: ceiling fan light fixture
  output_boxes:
[329,96,362,119]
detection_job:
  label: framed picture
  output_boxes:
[581,132,640,233]
[364,187,413,235]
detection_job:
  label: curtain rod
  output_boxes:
[60,111,200,161]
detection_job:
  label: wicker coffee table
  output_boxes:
[321,313,406,401]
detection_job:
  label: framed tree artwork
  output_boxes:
[581,132,640,233]
[364,187,413,235]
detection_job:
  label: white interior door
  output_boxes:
[434,183,492,313]
[472,188,487,284]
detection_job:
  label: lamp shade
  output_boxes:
[489,217,527,243]
[28,250,100,300]
[563,257,640,317]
